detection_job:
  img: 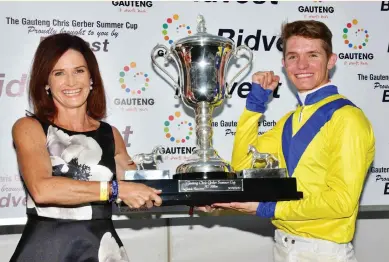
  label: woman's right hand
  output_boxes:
[118,181,162,209]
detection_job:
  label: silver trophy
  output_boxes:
[151,15,253,175]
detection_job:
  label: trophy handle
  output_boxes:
[151,44,181,99]
[225,44,254,98]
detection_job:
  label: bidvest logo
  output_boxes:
[218,28,282,52]
[40,36,110,53]
[298,1,335,19]
[0,193,26,208]
[381,1,389,11]
[379,3,389,53]
[0,73,27,97]
[161,14,192,45]
[339,19,373,65]
[121,126,134,147]
[217,27,282,99]
[227,81,281,99]
[114,61,155,111]
[162,111,196,155]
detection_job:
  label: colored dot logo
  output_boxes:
[164,111,193,144]
[343,19,369,49]
[119,62,150,94]
[162,14,192,45]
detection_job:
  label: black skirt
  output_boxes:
[10,215,129,262]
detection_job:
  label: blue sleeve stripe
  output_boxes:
[246,83,272,113]
[256,202,276,218]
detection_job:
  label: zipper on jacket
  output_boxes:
[298,106,304,122]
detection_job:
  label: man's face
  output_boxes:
[282,36,337,92]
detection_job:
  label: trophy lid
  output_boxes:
[172,15,234,47]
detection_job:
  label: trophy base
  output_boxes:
[120,170,303,206]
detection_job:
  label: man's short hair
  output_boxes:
[281,20,333,58]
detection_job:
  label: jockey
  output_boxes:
[212,20,375,262]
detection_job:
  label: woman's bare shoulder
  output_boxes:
[12,116,44,140]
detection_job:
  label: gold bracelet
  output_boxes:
[100,181,108,201]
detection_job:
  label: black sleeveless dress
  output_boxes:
[10,118,129,262]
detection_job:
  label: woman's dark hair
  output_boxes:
[29,33,106,121]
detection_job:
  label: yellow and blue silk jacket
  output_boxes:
[232,84,375,243]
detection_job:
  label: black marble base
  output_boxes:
[124,171,303,206]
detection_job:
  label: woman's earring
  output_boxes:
[90,79,93,90]
[45,85,50,95]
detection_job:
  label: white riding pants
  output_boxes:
[273,230,358,262]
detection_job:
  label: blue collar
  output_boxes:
[296,85,339,106]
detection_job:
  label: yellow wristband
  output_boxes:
[100,181,108,201]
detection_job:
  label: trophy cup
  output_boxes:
[120,15,302,207]
[151,15,251,178]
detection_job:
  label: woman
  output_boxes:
[10,33,162,261]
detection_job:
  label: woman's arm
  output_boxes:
[112,126,136,181]
[13,117,162,208]
[13,117,103,205]
[111,125,162,208]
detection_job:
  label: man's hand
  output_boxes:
[211,202,259,215]
[194,205,216,213]
[252,71,280,91]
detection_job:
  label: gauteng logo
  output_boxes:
[161,14,192,45]
[163,111,194,144]
[342,19,369,50]
[338,18,373,65]
[118,61,150,95]
[114,61,155,110]
[298,0,334,19]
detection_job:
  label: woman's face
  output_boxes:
[47,49,91,111]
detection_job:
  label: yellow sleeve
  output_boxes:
[275,107,375,220]
[231,108,293,171]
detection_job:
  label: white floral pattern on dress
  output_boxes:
[98,232,130,262]
[27,125,114,220]
[47,125,113,181]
